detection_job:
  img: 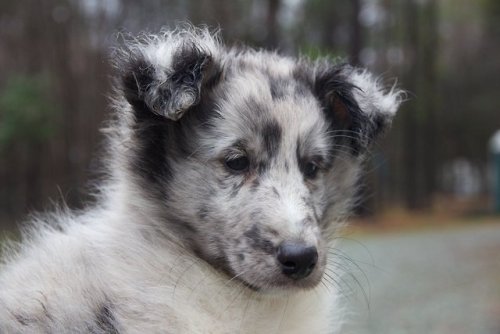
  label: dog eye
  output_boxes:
[225,156,250,172]
[303,162,319,179]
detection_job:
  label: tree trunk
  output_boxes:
[402,0,420,210]
[420,0,439,207]
[265,0,281,48]
[350,0,362,66]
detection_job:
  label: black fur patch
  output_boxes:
[130,120,172,198]
[120,44,223,194]
[242,96,267,117]
[244,225,274,254]
[172,44,210,85]
[313,65,368,155]
[318,64,392,156]
[170,218,198,236]
[121,41,215,120]
[295,63,386,156]
[168,43,212,112]
[95,303,119,334]
[121,57,156,121]
[261,120,282,159]
[258,162,269,175]
[269,77,286,100]
[295,139,307,178]
[369,113,388,141]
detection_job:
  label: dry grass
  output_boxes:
[348,201,500,235]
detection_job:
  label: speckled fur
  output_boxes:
[0,27,403,333]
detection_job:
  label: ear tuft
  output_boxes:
[314,63,404,155]
[116,28,221,121]
[347,69,404,119]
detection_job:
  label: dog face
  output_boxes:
[116,29,401,291]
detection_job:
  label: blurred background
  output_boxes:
[0,0,499,333]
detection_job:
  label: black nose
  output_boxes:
[277,243,318,280]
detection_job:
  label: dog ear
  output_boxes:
[314,64,403,155]
[119,31,221,122]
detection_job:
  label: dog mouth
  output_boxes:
[238,265,325,292]
[229,243,326,292]
[237,274,324,293]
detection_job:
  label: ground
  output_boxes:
[341,219,500,334]
[1,216,499,333]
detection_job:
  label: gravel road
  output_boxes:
[339,223,500,334]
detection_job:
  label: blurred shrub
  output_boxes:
[0,75,59,149]
[298,46,342,61]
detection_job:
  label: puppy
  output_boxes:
[0,27,402,333]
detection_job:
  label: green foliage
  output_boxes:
[298,45,344,61]
[0,75,59,148]
[482,0,500,33]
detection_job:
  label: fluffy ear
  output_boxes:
[119,29,221,121]
[315,64,403,155]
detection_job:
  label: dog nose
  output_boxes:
[277,243,318,280]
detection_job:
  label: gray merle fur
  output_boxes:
[0,26,402,334]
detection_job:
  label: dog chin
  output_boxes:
[240,271,324,293]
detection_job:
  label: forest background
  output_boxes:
[1,0,499,229]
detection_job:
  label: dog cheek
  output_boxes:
[225,235,251,274]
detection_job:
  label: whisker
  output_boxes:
[327,244,373,308]
[172,259,200,299]
[238,291,253,333]
[276,295,290,334]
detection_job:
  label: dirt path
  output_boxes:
[339,223,500,334]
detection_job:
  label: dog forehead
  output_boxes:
[206,66,328,155]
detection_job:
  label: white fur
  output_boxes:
[348,69,404,116]
[0,203,342,333]
[0,27,402,334]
